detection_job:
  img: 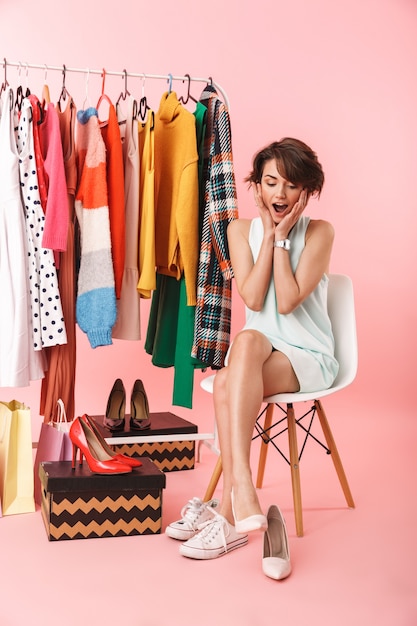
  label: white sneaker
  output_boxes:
[165,497,220,541]
[179,509,248,560]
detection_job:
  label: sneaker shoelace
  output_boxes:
[196,509,230,553]
[179,497,211,530]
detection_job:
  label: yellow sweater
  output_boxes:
[154,92,199,306]
[137,112,156,298]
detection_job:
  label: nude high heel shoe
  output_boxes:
[231,489,267,534]
[262,505,291,580]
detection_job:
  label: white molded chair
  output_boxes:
[200,274,358,536]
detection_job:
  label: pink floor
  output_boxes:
[0,396,416,626]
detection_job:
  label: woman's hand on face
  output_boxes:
[275,189,309,239]
[252,183,275,234]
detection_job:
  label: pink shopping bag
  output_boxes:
[33,400,72,506]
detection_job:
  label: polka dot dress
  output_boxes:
[15,98,67,350]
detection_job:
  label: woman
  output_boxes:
[167,138,339,560]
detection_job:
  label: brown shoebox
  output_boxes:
[92,412,198,472]
[39,457,165,541]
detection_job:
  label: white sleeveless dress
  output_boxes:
[235,216,338,393]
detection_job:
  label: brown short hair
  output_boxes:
[245,138,325,197]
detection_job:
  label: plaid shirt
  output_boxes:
[191,85,238,368]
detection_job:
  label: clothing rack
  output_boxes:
[1,59,230,109]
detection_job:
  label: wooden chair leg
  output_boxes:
[203,455,223,502]
[315,399,355,508]
[256,403,275,488]
[287,403,304,537]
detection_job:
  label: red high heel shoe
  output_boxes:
[69,417,132,475]
[80,414,142,468]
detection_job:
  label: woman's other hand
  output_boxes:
[274,189,309,240]
[252,182,275,236]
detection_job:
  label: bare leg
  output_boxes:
[214,329,299,525]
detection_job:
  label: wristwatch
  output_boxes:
[273,239,291,251]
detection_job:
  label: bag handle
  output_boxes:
[53,399,71,433]
[56,399,68,425]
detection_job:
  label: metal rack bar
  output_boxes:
[1,58,230,108]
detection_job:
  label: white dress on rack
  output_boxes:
[15,97,67,351]
[0,87,45,386]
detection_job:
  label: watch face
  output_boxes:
[274,239,290,250]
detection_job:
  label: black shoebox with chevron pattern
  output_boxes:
[39,457,165,541]
[92,412,198,472]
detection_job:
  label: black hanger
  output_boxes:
[138,96,148,121]
[58,65,72,110]
[0,58,9,96]
[14,85,25,110]
[116,70,138,128]
[37,100,44,125]
[14,63,30,111]
[134,76,153,130]
[179,74,197,106]
[116,69,130,106]
[137,98,154,131]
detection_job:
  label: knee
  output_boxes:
[230,329,267,361]
[213,367,228,398]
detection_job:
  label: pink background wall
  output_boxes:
[1,0,416,435]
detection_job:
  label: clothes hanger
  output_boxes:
[138,96,149,121]
[179,74,197,106]
[97,68,115,126]
[167,73,173,94]
[137,74,150,123]
[82,68,91,110]
[116,69,138,128]
[14,62,30,111]
[58,64,72,111]
[96,68,113,113]
[0,58,9,97]
[41,65,51,108]
[116,69,130,106]
[138,96,154,130]
[138,98,154,131]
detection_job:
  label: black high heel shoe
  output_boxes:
[103,378,126,432]
[130,379,151,430]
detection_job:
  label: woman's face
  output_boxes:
[260,159,303,223]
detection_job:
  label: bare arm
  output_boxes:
[227,218,274,311]
[273,218,334,314]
